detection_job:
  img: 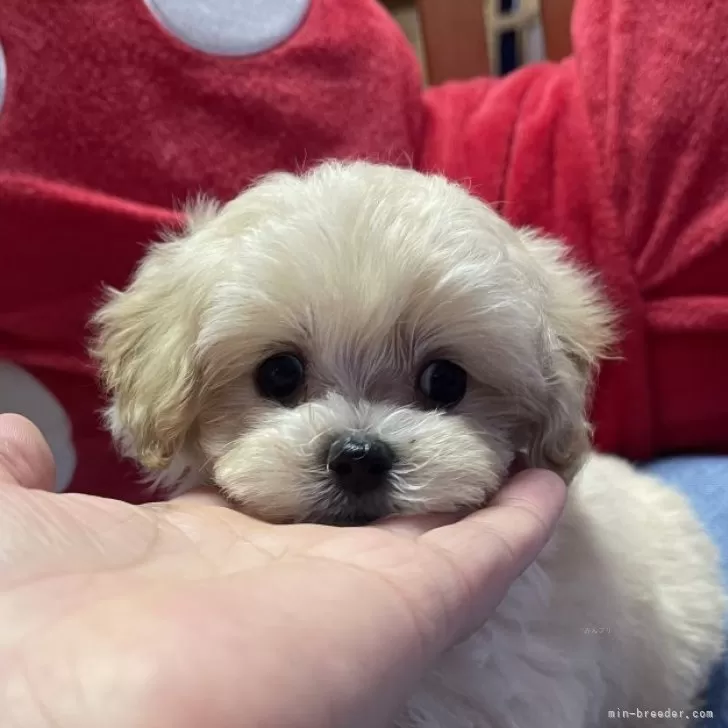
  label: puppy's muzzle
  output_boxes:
[326,434,395,495]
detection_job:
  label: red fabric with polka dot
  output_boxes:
[0,0,727,500]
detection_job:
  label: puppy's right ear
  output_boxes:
[90,204,218,472]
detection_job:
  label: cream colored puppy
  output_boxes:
[93,162,723,728]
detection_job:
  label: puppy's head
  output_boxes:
[92,162,615,524]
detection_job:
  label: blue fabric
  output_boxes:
[641,457,728,727]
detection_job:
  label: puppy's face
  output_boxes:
[93,163,614,524]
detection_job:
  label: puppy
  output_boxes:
[92,162,724,727]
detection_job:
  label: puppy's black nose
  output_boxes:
[327,435,395,495]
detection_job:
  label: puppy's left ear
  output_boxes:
[518,231,617,482]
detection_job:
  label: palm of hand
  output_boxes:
[0,416,564,728]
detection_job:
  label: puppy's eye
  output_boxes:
[418,359,467,408]
[256,353,305,402]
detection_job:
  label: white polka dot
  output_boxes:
[0,42,6,115]
[0,361,77,492]
[144,0,311,56]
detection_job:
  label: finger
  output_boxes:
[424,468,566,565]
[421,469,566,642]
[374,469,564,539]
[0,413,56,491]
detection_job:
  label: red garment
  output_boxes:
[0,0,726,500]
[421,0,728,457]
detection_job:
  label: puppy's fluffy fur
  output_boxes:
[93,162,724,727]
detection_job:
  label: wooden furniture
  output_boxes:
[385,0,575,83]
[416,0,492,83]
[540,0,575,62]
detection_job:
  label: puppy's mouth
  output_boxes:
[304,492,393,526]
[302,459,516,527]
[318,512,382,526]
[302,474,500,527]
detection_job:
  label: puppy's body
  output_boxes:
[92,162,723,727]
[403,455,723,728]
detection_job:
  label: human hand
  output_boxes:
[0,413,566,728]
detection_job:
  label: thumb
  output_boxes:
[0,413,56,491]
[421,469,567,647]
